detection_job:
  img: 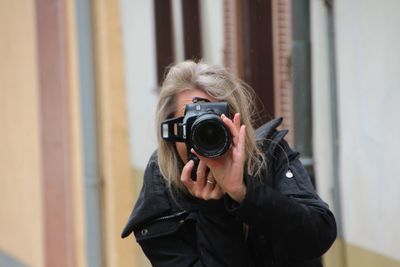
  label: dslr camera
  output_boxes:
[161,97,232,160]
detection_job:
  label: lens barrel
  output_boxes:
[190,114,231,158]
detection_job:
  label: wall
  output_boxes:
[200,0,224,65]
[120,0,159,171]
[0,0,135,266]
[310,0,336,213]
[312,0,400,265]
[0,1,44,266]
[91,0,137,266]
[310,1,346,266]
[335,0,400,262]
[119,0,159,266]
[119,1,225,265]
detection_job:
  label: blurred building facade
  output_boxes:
[1,0,399,267]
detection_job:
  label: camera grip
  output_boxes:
[189,154,200,181]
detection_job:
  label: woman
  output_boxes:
[122,61,336,266]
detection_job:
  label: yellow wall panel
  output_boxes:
[323,238,347,267]
[0,1,44,266]
[324,239,400,267]
[131,167,152,267]
[346,242,400,267]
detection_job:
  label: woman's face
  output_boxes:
[174,89,218,164]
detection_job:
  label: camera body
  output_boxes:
[161,99,232,159]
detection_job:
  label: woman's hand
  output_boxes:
[181,159,224,200]
[191,113,247,203]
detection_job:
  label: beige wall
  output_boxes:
[92,0,137,266]
[0,0,142,266]
[130,167,152,267]
[0,1,44,266]
[335,0,400,262]
[312,0,400,265]
[0,0,87,266]
[120,0,159,170]
[325,239,400,267]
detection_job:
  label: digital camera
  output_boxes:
[161,97,232,160]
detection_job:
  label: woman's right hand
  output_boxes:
[181,159,223,200]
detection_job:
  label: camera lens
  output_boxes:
[197,122,224,149]
[190,114,231,158]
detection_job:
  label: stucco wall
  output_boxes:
[335,0,400,260]
[0,1,44,266]
[120,0,159,171]
[200,0,224,66]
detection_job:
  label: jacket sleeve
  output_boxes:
[224,138,337,262]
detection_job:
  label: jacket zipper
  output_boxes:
[152,210,188,223]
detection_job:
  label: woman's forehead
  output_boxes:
[175,89,217,116]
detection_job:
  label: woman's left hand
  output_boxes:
[191,113,247,203]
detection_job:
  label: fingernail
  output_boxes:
[221,114,226,119]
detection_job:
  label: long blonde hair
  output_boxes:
[156,60,266,191]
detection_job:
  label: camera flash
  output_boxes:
[162,123,169,138]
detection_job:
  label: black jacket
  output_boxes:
[122,118,337,267]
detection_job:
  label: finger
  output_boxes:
[221,114,239,144]
[196,160,207,188]
[210,184,224,199]
[206,171,216,184]
[181,160,195,193]
[233,114,241,147]
[202,172,215,200]
[221,116,239,146]
[237,125,246,158]
[233,113,241,131]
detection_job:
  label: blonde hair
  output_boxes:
[156,60,267,191]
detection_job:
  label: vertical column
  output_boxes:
[272,0,294,145]
[290,0,315,184]
[35,0,75,266]
[66,0,88,266]
[91,0,136,266]
[76,0,104,266]
[182,0,203,60]
[223,0,243,77]
[240,0,275,126]
[310,1,345,266]
[154,0,174,85]
[199,0,224,65]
